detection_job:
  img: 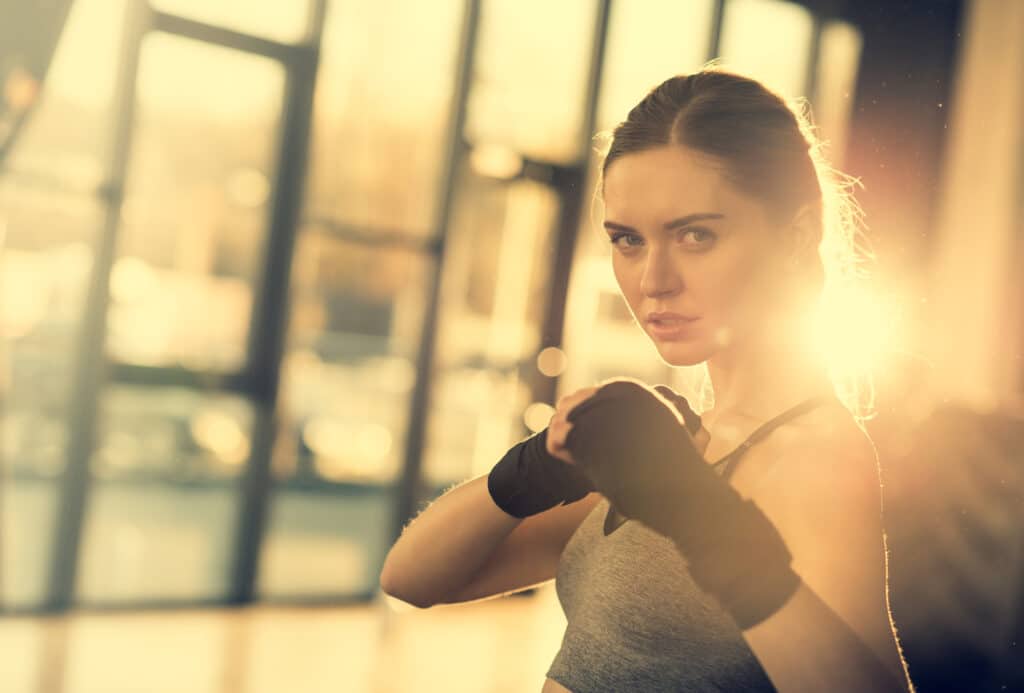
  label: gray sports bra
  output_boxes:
[546,392,840,693]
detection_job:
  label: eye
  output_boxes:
[607,227,717,254]
[608,232,643,252]
[680,227,716,247]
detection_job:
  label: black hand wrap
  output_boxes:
[652,384,704,437]
[564,378,801,630]
[487,428,595,519]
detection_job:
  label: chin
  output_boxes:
[651,339,716,367]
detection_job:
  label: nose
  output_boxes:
[639,246,683,298]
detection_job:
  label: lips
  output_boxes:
[646,312,699,324]
[646,316,700,340]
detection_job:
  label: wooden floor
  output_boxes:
[0,584,567,693]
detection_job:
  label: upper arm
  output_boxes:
[438,492,603,605]
[751,432,895,664]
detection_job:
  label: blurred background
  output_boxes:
[0,0,1022,691]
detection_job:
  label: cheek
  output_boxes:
[697,251,778,326]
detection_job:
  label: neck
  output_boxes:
[703,322,833,430]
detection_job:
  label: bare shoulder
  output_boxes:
[749,401,886,574]
[748,405,907,682]
[742,402,884,562]
[755,402,880,500]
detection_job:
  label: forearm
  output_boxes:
[742,581,911,693]
[379,475,521,607]
[562,381,912,691]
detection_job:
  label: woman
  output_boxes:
[380,69,914,692]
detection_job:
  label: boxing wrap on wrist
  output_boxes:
[487,428,595,519]
[564,378,801,630]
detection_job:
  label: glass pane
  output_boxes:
[273,233,430,485]
[421,172,561,486]
[75,386,254,604]
[0,481,60,609]
[107,33,284,371]
[303,0,464,236]
[258,233,430,598]
[257,488,392,598]
[465,0,598,163]
[718,0,815,99]
[814,21,863,169]
[150,0,312,44]
[6,0,126,191]
[0,188,98,480]
[89,386,254,481]
[597,0,715,130]
[0,181,101,608]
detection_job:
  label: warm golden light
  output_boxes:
[110,256,159,304]
[304,417,395,482]
[4,67,39,111]
[469,143,523,179]
[808,281,912,388]
[596,0,713,129]
[225,167,270,208]
[150,0,310,44]
[0,249,47,339]
[304,416,349,462]
[136,32,284,125]
[190,409,250,466]
[536,346,568,377]
[355,423,392,463]
[718,0,815,99]
[523,401,556,433]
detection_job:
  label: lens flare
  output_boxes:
[807,282,910,383]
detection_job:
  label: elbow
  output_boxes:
[379,568,436,610]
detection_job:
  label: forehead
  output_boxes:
[602,145,756,223]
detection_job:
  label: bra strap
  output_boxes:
[602,392,840,537]
[710,393,840,480]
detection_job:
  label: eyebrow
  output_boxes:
[603,213,725,234]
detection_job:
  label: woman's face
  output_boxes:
[601,145,791,366]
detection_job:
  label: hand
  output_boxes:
[550,382,703,466]
[563,378,801,630]
[485,385,599,519]
[564,378,704,525]
[544,385,600,465]
[486,380,702,521]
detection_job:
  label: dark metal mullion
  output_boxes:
[44,0,152,612]
[303,0,329,46]
[304,217,442,254]
[390,0,481,546]
[226,1,327,605]
[707,0,727,61]
[106,362,249,392]
[532,0,613,414]
[149,10,308,64]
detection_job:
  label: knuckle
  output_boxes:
[545,435,560,455]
